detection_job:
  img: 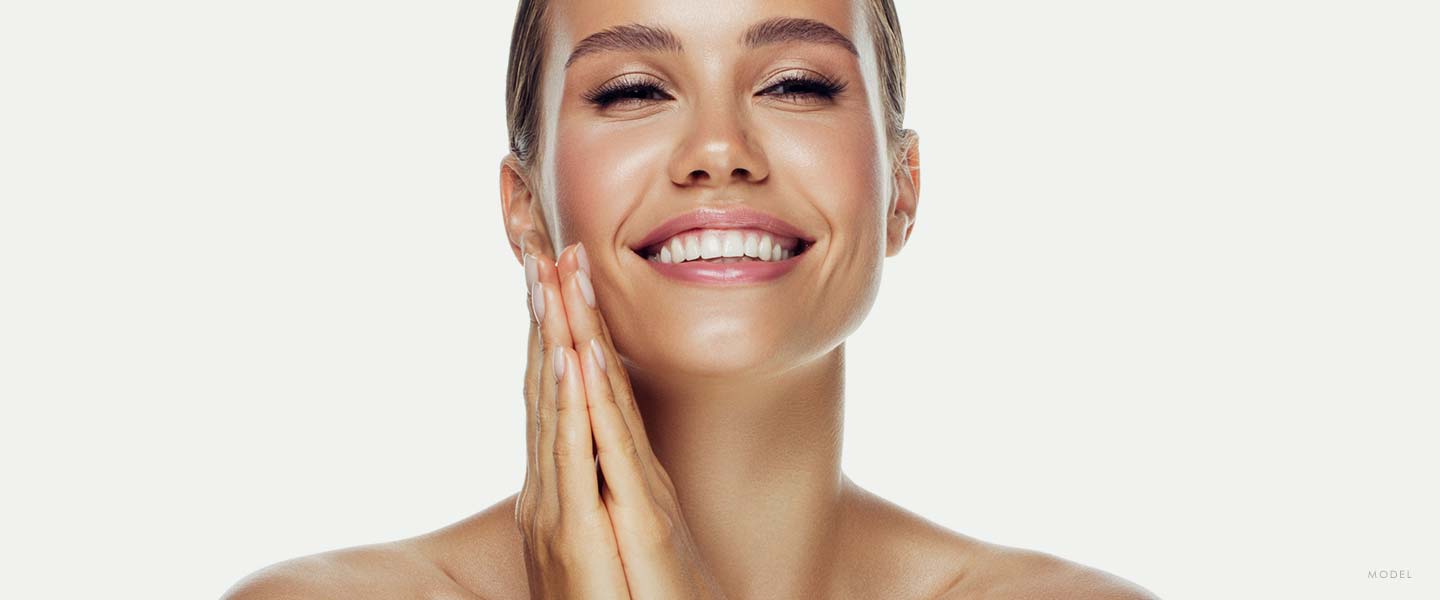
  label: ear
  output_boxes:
[499,153,556,265]
[885,129,920,258]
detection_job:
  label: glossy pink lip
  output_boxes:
[643,251,807,285]
[629,206,815,254]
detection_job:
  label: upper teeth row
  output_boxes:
[646,229,797,264]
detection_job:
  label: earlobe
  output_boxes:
[885,129,921,258]
[499,154,554,265]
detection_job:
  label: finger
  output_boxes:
[555,244,655,504]
[591,293,658,466]
[534,248,574,350]
[520,230,545,324]
[520,236,546,476]
[555,242,659,469]
[523,315,542,480]
[533,276,572,513]
[552,344,603,517]
[580,332,653,508]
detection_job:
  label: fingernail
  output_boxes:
[576,242,591,276]
[523,253,538,290]
[576,269,596,308]
[531,281,545,322]
[589,338,606,372]
[553,347,566,382]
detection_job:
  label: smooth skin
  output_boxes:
[222,241,1158,600]
[222,0,1160,597]
[517,239,726,599]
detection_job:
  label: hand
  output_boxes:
[515,233,631,600]
[548,240,730,600]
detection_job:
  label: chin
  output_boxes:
[623,316,804,379]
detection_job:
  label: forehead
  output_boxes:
[550,0,863,62]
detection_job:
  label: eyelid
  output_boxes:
[581,73,672,107]
[760,68,824,87]
[584,68,843,110]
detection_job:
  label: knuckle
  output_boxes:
[621,435,642,461]
[552,435,582,460]
[637,508,676,549]
[598,435,641,466]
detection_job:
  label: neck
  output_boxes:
[625,343,849,599]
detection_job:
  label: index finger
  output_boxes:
[554,243,657,466]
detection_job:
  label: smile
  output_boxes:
[641,228,805,263]
[629,206,815,285]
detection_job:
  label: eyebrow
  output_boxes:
[564,16,858,70]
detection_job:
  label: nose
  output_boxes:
[667,98,770,188]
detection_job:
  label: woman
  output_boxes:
[225,0,1158,598]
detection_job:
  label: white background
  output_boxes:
[1,1,1436,598]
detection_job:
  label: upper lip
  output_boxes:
[630,206,816,253]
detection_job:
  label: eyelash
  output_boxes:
[583,73,847,109]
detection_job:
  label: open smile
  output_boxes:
[629,206,815,285]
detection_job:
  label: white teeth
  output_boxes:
[699,231,723,259]
[684,235,701,260]
[721,230,744,257]
[669,237,685,263]
[644,230,803,263]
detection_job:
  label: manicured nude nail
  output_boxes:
[553,347,566,381]
[590,338,606,372]
[531,281,545,322]
[576,269,596,308]
[523,253,538,291]
[576,242,591,276]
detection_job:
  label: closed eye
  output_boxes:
[583,73,847,109]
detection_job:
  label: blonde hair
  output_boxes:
[505,1,914,181]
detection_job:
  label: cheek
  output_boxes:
[759,112,888,251]
[761,114,889,329]
[550,119,668,248]
[755,112,890,348]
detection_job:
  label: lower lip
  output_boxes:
[639,251,806,284]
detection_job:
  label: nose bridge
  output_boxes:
[668,83,768,187]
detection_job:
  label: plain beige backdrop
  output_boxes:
[1,1,1436,598]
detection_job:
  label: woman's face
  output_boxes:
[533,0,913,378]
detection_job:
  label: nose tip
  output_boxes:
[669,110,769,187]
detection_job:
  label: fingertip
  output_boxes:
[552,345,568,382]
[576,242,591,276]
[530,281,545,323]
[589,338,606,372]
[556,242,582,278]
[523,252,538,290]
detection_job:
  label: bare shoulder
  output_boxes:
[840,480,1156,600]
[934,542,1160,600]
[220,494,524,600]
[219,540,480,600]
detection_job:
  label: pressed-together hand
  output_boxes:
[517,237,728,600]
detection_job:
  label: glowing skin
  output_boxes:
[530,3,899,595]
[545,1,891,379]
[220,1,1157,598]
